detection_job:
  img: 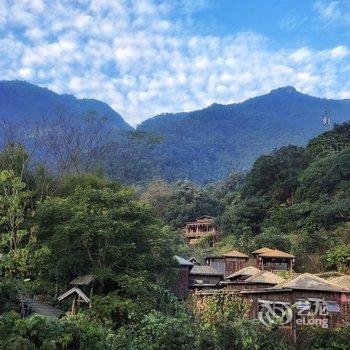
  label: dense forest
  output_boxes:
[0,121,350,349]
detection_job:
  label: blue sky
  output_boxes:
[0,0,349,125]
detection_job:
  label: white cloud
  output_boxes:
[290,47,312,62]
[329,45,349,59]
[313,1,350,23]
[18,67,34,79]
[0,0,349,126]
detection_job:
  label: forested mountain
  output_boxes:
[1,81,350,185]
[1,104,350,349]
[139,87,350,184]
[0,80,132,132]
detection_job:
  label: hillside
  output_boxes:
[1,81,350,185]
[0,80,132,132]
[139,87,350,184]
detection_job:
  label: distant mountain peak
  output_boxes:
[269,86,298,94]
[0,80,132,131]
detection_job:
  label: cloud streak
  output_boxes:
[0,0,349,125]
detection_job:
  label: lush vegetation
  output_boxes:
[0,142,288,349]
[212,122,350,272]
[141,122,350,273]
[1,121,350,349]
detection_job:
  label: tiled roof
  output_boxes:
[258,248,295,259]
[245,271,285,285]
[174,255,194,267]
[226,266,261,280]
[21,298,64,317]
[273,273,343,292]
[70,275,96,286]
[190,265,223,276]
[330,275,350,290]
[223,249,249,258]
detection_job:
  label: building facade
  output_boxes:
[184,215,219,245]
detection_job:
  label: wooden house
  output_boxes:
[172,255,193,299]
[253,247,295,272]
[222,268,285,291]
[184,215,219,245]
[205,249,249,278]
[189,265,223,291]
[241,273,350,341]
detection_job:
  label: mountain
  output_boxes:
[138,87,350,184]
[0,80,132,132]
[1,81,350,185]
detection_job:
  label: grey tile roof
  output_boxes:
[190,265,223,276]
[21,298,64,318]
[174,255,194,267]
[70,275,96,286]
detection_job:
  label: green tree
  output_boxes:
[324,244,350,271]
[35,174,176,285]
[0,170,32,252]
[163,180,223,228]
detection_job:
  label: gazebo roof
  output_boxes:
[252,247,271,255]
[70,274,96,286]
[58,287,90,303]
[257,248,295,259]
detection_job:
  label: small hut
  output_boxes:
[189,265,223,290]
[241,273,350,339]
[58,274,96,314]
[205,249,249,278]
[253,247,295,272]
[172,256,193,299]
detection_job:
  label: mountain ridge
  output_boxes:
[1,80,350,184]
[0,80,132,132]
[137,86,350,183]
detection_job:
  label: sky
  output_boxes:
[0,0,349,126]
